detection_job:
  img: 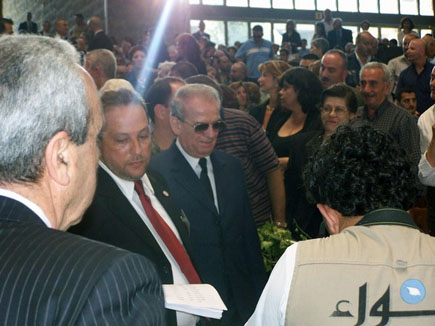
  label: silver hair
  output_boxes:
[170,84,221,121]
[360,62,391,83]
[85,49,117,79]
[0,35,89,183]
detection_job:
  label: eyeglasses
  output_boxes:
[320,106,348,114]
[180,119,226,133]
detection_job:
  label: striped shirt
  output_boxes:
[216,108,280,225]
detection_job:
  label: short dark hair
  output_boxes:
[304,125,417,216]
[101,88,146,111]
[100,89,147,138]
[185,74,223,100]
[128,45,147,61]
[321,84,358,114]
[396,86,416,102]
[400,17,415,30]
[253,25,263,32]
[279,67,323,114]
[145,77,185,122]
[301,53,320,61]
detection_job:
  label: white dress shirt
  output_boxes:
[0,189,51,227]
[99,161,198,326]
[176,139,219,211]
[245,243,298,326]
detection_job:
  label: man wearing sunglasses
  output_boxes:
[150,84,267,326]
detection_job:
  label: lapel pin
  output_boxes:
[163,190,169,197]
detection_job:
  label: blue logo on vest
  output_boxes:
[400,279,426,304]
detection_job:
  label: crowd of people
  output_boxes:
[1,7,435,326]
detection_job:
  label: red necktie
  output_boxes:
[134,180,201,284]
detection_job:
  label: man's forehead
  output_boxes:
[361,68,382,79]
[401,92,416,98]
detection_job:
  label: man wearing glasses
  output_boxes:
[150,84,267,326]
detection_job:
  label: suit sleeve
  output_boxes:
[75,253,165,326]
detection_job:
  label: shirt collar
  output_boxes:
[99,161,154,201]
[362,99,390,121]
[0,188,52,227]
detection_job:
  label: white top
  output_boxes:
[417,104,435,186]
[245,243,299,326]
[0,189,52,227]
[387,54,410,93]
[99,161,198,326]
[321,18,334,34]
[175,139,219,211]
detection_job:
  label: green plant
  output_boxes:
[257,222,296,273]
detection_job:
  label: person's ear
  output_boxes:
[317,204,340,235]
[169,115,182,136]
[44,131,72,186]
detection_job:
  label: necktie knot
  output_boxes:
[199,158,207,172]
[134,180,151,204]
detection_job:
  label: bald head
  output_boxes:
[407,39,427,64]
[356,32,377,58]
[88,16,103,32]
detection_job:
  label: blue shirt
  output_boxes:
[235,38,274,79]
[396,61,435,114]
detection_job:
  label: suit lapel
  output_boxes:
[168,144,218,214]
[96,168,164,253]
[147,170,194,256]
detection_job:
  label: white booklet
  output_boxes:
[163,284,227,319]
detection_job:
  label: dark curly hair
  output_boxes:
[279,67,323,114]
[304,125,417,216]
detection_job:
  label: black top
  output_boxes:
[249,99,291,139]
[285,130,324,238]
[267,108,323,158]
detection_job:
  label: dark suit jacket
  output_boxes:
[70,167,194,326]
[193,31,210,41]
[149,143,267,326]
[0,196,165,325]
[327,28,353,49]
[88,30,113,51]
[18,21,38,34]
[346,52,380,87]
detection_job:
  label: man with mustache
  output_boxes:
[358,62,420,170]
[319,49,347,89]
[70,87,199,326]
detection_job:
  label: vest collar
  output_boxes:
[355,208,419,230]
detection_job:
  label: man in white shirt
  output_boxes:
[70,87,199,326]
[0,35,164,325]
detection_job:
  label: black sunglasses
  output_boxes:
[180,119,226,133]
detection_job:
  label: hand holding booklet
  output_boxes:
[163,284,227,319]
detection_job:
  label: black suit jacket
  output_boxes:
[70,167,194,326]
[18,21,38,34]
[0,196,165,325]
[327,28,353,49]
[149,143,267,326]
[88,30,113,51]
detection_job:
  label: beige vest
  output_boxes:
[285,224,435,325]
